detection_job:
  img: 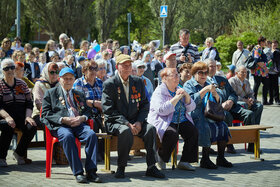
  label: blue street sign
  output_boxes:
[160,5,168,18]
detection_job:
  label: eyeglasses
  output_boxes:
[167,73,180,78]
[3,66,15,71]
[197,70,208,76]
[98,67,106,71]
[88,66,98,71]
[49,70,59,75]
[137,66,146,69]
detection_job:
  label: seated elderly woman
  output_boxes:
[148,68,198,171]
[229,65,263,152]
[178,63,193,87]
[134,60,154,100]
[0,58,37,167]
[96,59,108,82]
[184,61,233,169]
[32,62,59,128]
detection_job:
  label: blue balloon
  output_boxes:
[93,44,100,53]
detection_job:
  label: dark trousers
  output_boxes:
[268,73,280,103]
[111,122,157,167]
[253,75,270,103]
[0,119,36,159]
[226,104,255,126]
[51,123,98,176]
[158,121,198,163]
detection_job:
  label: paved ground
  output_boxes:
[0,104,279,187]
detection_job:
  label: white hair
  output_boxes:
[235,65,247,73]
[1,58,14,70]
[96,59,107,68]
[59,33,68,40]
[204,58,216,66]
[205,37,214,44]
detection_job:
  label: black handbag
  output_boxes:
[204,93,225,122]
[245,55,256,70]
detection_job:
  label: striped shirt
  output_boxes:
[0,78,33,120]
[170,42,200,64]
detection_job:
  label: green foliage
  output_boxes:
[0,0,16,39]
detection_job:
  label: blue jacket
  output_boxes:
[183,77,213,147]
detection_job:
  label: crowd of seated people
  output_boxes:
[0,29,271,183]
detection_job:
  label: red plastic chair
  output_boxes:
[232,119,246,150]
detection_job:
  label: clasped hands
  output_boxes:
[62,116,86,127]
[128,121,142,135]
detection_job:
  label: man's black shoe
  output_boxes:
[226,144,237,154]
[209,148,218,155]
[146,166,165,178]
[75,174,88,183]
[86,171,102,183]
[115,166,125,178]
[216,157,233,168]
[200,158,217,169]
[263,102,271,105]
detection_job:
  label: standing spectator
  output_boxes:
[32,47,40,62]
[153,50,165,78]
[201,37,219,61]
[269,40,280,105]
[11,37,24,51]
[148,68,198,171]
[170,29,200,65]
[44,40,56,63]
[58,33,69,49]
[106,39,113,50]
[232,41,250,68]
[27,52,40,83]
[38,53,47,73]
[216,62,225,77]
[184,61,232,169]
[0,59,37,166]
[251,36,270,105]
[142,51,155,89]
[1,38,14,58]
[163,45,170,54]
[113,40,120,51]
[178,63,192,87]
[59,38,73,59]
[24,43,32,56]
[94,43,107,61]
[80,40,89,54]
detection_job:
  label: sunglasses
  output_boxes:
[197,70,208,76]
[98,67,106,71]
[88,66,98,71]
[49,70,59,75]
[3,66,15,71]
[137,66,146,69]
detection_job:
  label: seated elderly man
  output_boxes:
[41,67,101,183]
[102,54,165,179]
[229,65,263,151]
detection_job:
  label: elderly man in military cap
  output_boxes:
[102,54,165,179]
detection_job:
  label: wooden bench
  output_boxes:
[213,125,273,160]
[96,133,177,172]
[97,125,272,171]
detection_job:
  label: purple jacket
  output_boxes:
[147,82,196,142]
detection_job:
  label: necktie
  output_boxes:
[242,83,246,92]
[67,92,79,117]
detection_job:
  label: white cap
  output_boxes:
[163,51,176,61]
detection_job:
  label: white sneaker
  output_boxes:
[13,152,26,165]
[156,151,166,170]
[0,159,8,167]
[177,161,195,171]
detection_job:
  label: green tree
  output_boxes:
[23,0,93,44]
[0,0,16,39]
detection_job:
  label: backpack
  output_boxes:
[209,47,221,61]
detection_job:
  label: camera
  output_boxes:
[181,47,189,62]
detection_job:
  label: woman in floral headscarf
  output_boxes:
[32,62,59,127]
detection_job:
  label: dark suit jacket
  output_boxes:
[41,85,91,130]
[154,61,165,78]
[101,74,149,134]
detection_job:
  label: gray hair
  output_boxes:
[179,29,190,36]
[205,37,214,44]
[204,58,216,66]
[96,59,107,68]
[235,65,247,73]
[59,33,68,40]
[1,58,14,70]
